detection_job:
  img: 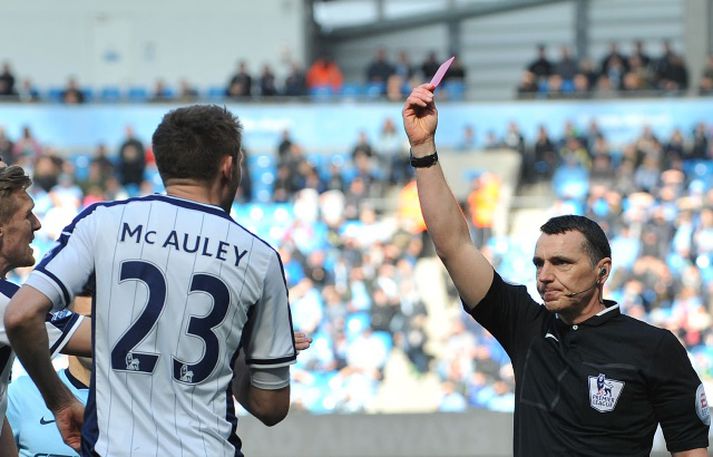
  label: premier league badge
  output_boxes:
[588,373,625,413]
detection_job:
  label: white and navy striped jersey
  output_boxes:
[0,280,83,430]
[26,194,296,457]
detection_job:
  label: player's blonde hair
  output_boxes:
[0,165,32,223]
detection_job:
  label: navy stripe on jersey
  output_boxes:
[47,311,82,354]
[35,267,72,308]
[82,295,99,456]
[0,346,12,379]
[0,279,19,298]
[227,346,243,457]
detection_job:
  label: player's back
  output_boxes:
[34,194,295,456]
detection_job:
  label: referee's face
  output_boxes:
[533,230,598,316]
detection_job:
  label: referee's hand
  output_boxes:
[402,83,438,155]
[54,397,85,451]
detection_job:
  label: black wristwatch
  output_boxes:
[410,149,438,168]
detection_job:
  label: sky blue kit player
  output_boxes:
[8,369,88,457]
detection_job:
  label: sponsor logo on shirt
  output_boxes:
[588,373,624,413]
[695,383,711,425]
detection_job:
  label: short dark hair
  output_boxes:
[540,215,611,265]
[0,165,31,223]
[152,105,243,183]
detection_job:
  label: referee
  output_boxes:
[402,84,710,456]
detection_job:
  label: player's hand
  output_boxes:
[53,397,85,451]
[294,331,312,352]
[402,83,438,154]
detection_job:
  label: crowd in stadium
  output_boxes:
[518,40,713,98]
[0,108,711,414]
[0,49,467,104]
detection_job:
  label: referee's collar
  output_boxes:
[556,301,620,327]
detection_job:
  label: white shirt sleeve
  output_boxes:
[26,206,98,310]
[243,251,296,369]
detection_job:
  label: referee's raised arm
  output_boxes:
[402,84,494,309]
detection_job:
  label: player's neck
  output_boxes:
[166,181,221,208]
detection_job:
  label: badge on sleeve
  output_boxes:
[588,373,625,413]
[695,384,711,425]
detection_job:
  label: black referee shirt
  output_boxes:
[468,271,710,457]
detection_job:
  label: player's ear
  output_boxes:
[219,154,234,180]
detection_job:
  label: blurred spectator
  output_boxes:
[631,40,652,68]
[526,44,553,81]
[177,79,198,102]
[16,79,39,103]
[117,126,146,188]
[600,42,628,75]
[284,62,308,96]
[351,130,374,160]
[393,50,415,82]
[259,64,278,97]
[11,126,42,166]
[604,55,626,91]
[689,122,709,160]
[365,48,395,87]
[376,118,408,184]
[444,54,466,83]
[0,62,16,97]
[306,56,343,93]
[576,57,599,91]
[623,54,653,91]
[420,51,441,80]
[61,77,85,104]
[89,143,115,184]
[33,154,62,193]
[533,125,557,180]
[0,127,13,163]
[277,129,294,164]
[516,71,538,96]
[150,79,173,102]
[466,172,501,246]
[226,60,253,97]
[654,41,689,92]
[456,124,477,152]
[554,46,578,81]
[697,54,713,95]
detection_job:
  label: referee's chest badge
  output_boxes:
[588,373,625,412]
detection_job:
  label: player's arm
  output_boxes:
[4,285,83,451]
[232,350,290,426]
[60,317,91,357]
[402,84,494,309]
[0,419,18,457]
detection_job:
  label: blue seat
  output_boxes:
[310,85,334,102]
[364,82,385,99]
[45,87,64,103]
[340,83,362,99]
[206,86,226,100]
[100,86,122,102]
[127,86,149,102]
